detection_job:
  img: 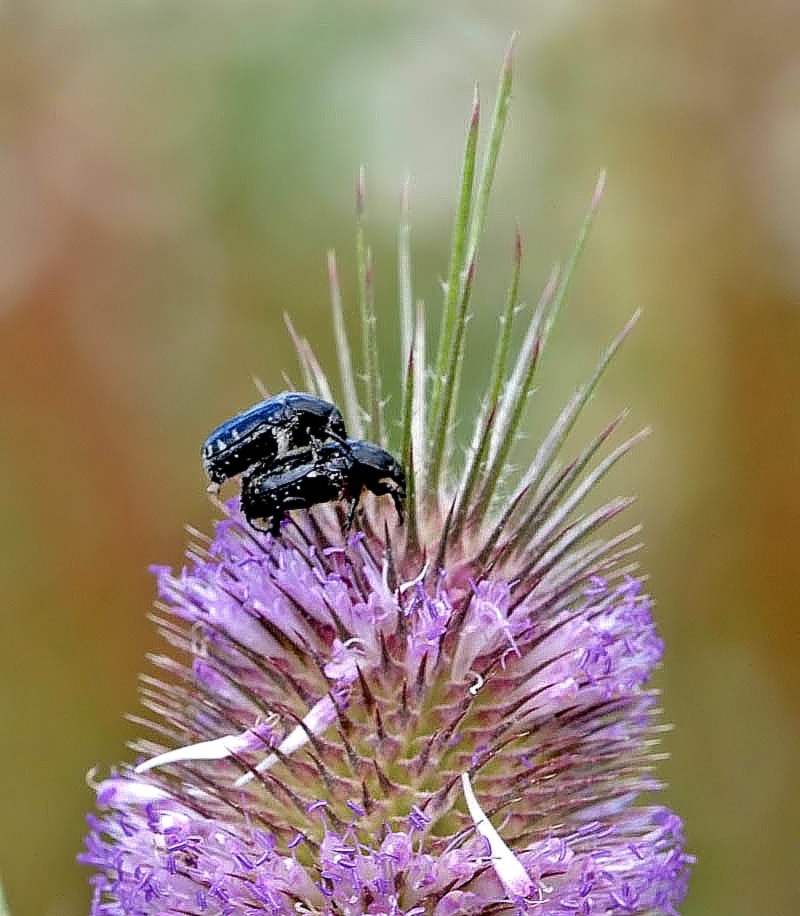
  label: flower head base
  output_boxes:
[81,42,692,916]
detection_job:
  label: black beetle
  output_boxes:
[240,439,406,534]
[202,392,347,488]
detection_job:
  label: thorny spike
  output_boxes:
[510,427,651,560]
[284,313,318,395]
[476,266,558,517]
[356,666,375,714]
[450,402,497,543]
[400,321,416,485]
[540,170,607,356]
[367,248,387,446]
[357,168,384,444]
[399,681,409,722]
[361,779,375,815]
[463,36,515,272]
[508,524,642,608]
[430,86,480,439]
[515,496,637,587]
[473,478,532,572]
[251,374,270,398]
[328,249,363,438]
[411,299,426,495]
[413,652,429,698]
[498,310,642,540]
[374,704,386,743]
[399,176,414,380]
[429,489,459,580]
[383,520,398,592]
[428,257,476,497]
[302,336,335,404]
[521,410,630,534]
[441,42,515,479]
[403,444,421,559]
[411,731,434,777]
[483,227,523,398]
[373,759,398,797]
[447,232,521,546]
[378,630,391,676]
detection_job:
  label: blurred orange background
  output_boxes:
[1,3,798,915]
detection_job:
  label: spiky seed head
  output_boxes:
[81,40,692,916]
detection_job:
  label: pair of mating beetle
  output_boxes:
[202,392,406,535]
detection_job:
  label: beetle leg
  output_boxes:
[246,516,272,535]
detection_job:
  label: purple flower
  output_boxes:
[80,43,692,916]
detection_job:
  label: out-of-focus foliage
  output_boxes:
[1,3,797,915]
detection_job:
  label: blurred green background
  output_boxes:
[1,2,798,914]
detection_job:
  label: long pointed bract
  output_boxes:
[328,249,363,437]
[471,268,558,525]
[463,37,515,271]
[399,177,414,377]
[429,87,480,447]
[539,170,607,358]
[411,299,427,506]
[429,44,515,501]
[510,427,651,561]
[451,228,523,544]
[357,168,384,444]
[428,257,476,496]
[505,310,642,516]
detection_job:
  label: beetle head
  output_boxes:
[348,440,406,518]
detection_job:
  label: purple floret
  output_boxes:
[81,509,692,916]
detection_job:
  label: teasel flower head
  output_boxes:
[80,41,692,916]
